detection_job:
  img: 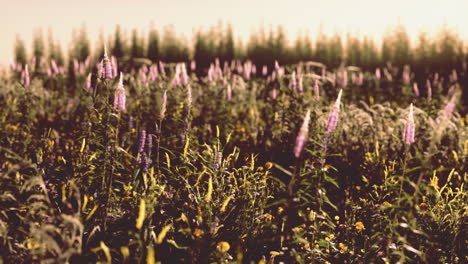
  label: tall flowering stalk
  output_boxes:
[375,68,381,80]
[138,130,147,154]
[155,90,167,179]
[320,89,343,165]
[146,134,153,158]
[187,85,193,108]
[190,60,196,71]
[438,94,456,121]
[413,83,420,97]
[22,64,30,87]
[402,103,415,145]
[180,63,188,85]
[262,65,268,76]
[160,90,167,119]
[85,73,92,90]
[226,84,232,101]
[400,103,416,198]
[293,109,311,158]
[102,46,113,80]
[111,56,118,78]
[290,71,296,91]
[426,79,432,102]
[113,73,126,111]
[325,89,342,134]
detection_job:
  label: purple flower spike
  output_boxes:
[262,65,268,76]
[190,60,196,71]
[138,130,146,153]
[102,46,113,80]
[187,85,193,107]
[325,89,342,134]
[180,63,188,85]
[293,109,311,158]
[111,56,118,78]
[160,90,167,118]
[113,73,126,111]
[146,134,153,158]
[442,95,456,118]
[403,103,415,145]
[413,83,420,97]
[290,71,297,91]
[85,73,92,90]
[23,64,30,87]
[375,68,381,80]
[426,79,432,101]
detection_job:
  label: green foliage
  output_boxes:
[0,30,467,264]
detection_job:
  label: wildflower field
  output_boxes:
[1,28,467,264]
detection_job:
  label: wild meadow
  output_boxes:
[0,25,467,264]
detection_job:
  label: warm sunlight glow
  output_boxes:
[1,0,467,63]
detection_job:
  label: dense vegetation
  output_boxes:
[1,25,467,263]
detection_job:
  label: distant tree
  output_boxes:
[219,24,235,63]
[346,34,362,67]
[112,25,126,59]
[314,30,329,66]
[381,32,393,65]
[147,27,160,62]
[72,26,90,62]
[94,30,106,62]
[360,36,378,70]
[328,34,343,68]
[131,29,145,58]
[32,29,45,70]
[14,36,27,66]
[392,25,412,69]
[160,25,189,62]
[274,25,288,64]
[193,30,214,73]
[414,32,431,74]
[436,25,459,73]
[301,34,314,61]
[48,29,64,66]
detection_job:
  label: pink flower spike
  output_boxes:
[85,73,92,90]
[325,89,342,134]
[160,90,167,118]
[294,109,311,158]
[102,46,113,80]
[403,103,415,145]
[190,60,196,71]
[413,83,419,97]
[290,71,296,91]
[334,89,343,109]
[113,73,126,112]
[23,64,30,87]
[226,84,232,101]
[262,65,268,76]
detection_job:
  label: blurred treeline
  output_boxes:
[13,23,467,74]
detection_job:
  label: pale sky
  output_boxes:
[1,0,467,64]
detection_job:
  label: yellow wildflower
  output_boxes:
[339,243,348,253]
[382,201,392,207]
[217,241,230,253]
[355,221,365,232]
[419,202,428,211]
